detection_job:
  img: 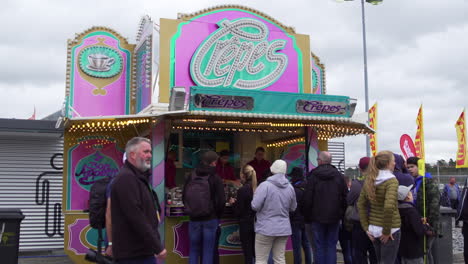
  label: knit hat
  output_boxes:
[398,184,413,201]
[359,157,370,170]
[270,160,287,175]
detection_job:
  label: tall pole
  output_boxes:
[361,0,371,157]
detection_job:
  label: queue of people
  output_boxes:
[105,138,451,264]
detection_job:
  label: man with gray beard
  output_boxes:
[111,137,166,264]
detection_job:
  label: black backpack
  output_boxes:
[184,171,214,218]
[88,177,111,229]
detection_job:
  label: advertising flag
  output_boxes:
[369,103,378,156]
[455,110,468,168]
[400,134,416,160]
[415,105,425,160]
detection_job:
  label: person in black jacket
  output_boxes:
[183,151,225,264]
[229,165,257,264]
[397,184,427,263]
[303,151,348,264]
[347,157,377,264]
[289,167,312,264]
[111,137,166,264]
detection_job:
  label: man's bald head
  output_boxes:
[318,151,332,165]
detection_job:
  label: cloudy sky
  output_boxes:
[1,0,467,166]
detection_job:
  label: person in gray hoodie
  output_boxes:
[251,159,297,264]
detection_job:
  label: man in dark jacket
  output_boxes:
[303,151,348,264]
[111,137,166,264]
[183,150,225,264]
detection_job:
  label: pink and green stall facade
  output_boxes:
[62,6,372,264]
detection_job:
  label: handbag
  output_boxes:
[345,203,360,222]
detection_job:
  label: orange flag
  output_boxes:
[415,105,425,160]
[369,103,378,156]
[455,110,468,168]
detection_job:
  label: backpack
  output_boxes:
[88,177,111,229]
[184,171,214,218]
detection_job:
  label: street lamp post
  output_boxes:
[340,0,382,157]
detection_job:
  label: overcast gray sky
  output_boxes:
[1,0,467,166]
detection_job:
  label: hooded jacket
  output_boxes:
[412,174,440,234]
[393,154,414,187]
[358,170,401,236]
[251,173,297,236]
[303,164,348,223]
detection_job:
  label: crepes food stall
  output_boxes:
[61,5,372,264]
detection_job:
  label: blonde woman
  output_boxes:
[229,165,258,264]
[357,151,401,264]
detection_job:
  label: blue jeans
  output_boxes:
[189,219,219,264]
[291,224,312,264]
[312,222,340,264]
[116,256,156,264]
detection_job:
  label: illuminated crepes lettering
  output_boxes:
[190,18,288,90]
[194,94,254,110]
[296,100,347,116]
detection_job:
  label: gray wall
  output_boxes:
[0,132,64,251]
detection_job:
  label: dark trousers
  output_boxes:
[312,222,340,264]
[371,230,401,264]
[451,199,460,225]
[116,256,156,264]
[291,224,312,264]
[239,219,255,264]
[339,223,353,264]
[463,222,468,264]
[351,223,377,264]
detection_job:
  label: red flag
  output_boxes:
[28,106,36,120]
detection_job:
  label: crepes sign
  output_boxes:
[190,18,288,90]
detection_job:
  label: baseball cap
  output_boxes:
[398,184,413,201]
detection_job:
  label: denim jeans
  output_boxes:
[371,230,401,264]
[351,223,377,264]
[291,224,312,264]
[339,223,352,264]
[189,219,219,264]
[116,256,156,264]
[304,223,317,263]
[311,222,340,264]
[255,234,288,264]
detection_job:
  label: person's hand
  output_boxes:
[229,197,237,205]
[421,217,427,224]
[156,249,167,260]
[105,245,112,256]
[380,234,394,244]
[366,231,375,242]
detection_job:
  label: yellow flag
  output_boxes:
[369,103,378,156]
[455,110,468,168]
[415,105,425,160]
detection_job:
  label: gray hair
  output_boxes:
[318,151,332,164]
[125,137,151,154]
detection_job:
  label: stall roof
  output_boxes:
[0,118,62,133]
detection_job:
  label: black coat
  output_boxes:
[302,164,348,223]
[232,183,255,222]
[398,202,426,259]
[111,161,163,260]
[290,180,307,227]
